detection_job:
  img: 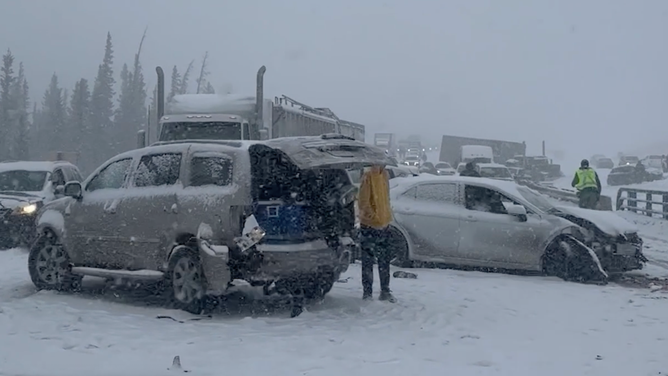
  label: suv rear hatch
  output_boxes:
[249,134,395,242]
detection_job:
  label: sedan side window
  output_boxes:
[464,185,512,214]
[190,156,233,187]
[415,183,458,203]
[134,153,182,188]
[86,158,133,192]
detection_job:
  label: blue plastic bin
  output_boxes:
[254,200,310,238]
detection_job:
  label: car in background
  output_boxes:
[595,157,614,169]
[456,162,467,174]
[618,155,639,166]
[403,154,421,167]
[476,163,513,181]
[434,162,456,176]
[0,160,83,248]
[384,175,644,282]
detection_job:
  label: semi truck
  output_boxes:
[374,133,397,156]
[439,135,526,166]
[138,66,366,147]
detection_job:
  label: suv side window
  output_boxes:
[190,156,233,187]
[86,158,133,192]
[134,153,182,187]
[415,183,458,203]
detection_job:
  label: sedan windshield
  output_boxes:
[516,186,555,213]
[0,170,48,192]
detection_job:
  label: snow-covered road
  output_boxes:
[1,245,668,376]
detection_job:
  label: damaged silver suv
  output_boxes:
[29,135,394,315]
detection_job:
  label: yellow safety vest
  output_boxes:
[575,168,597,191]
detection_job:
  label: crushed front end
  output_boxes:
[589,232,647,273]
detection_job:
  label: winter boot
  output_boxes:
[362,291,373,300]
[378,290,396,303]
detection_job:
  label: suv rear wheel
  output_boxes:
[166,246,207,314]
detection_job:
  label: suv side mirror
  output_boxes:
[64,181,83,199]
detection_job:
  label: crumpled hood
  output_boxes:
[554,205,638,236]
[0,193,40,210]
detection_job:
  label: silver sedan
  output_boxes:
[385,175,608,282]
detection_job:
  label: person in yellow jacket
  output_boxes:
[357,164,396,303]
[571,159,602,209]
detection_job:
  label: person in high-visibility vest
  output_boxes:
[571,159,602,209]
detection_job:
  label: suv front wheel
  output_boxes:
[165,245,208,314]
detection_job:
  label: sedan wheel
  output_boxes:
[167,246,207,314]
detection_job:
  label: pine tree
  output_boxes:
[195,52,210,94]
[179,60,194,94]
[68,78,91,171]
[41,73,66,154]
[167,65,181,104]
[202,82,215,94]
[0,49,15,160]
[10,62,30,159]
[90,32,115,165]
[113,31,147,152]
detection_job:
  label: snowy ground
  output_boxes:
[1,244,668,376]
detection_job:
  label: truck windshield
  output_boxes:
[160,122,242,141]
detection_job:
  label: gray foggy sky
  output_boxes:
[2,0,667,159]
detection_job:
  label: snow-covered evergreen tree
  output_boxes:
[168,65,181,104]
[113,32,147,153]
[90,32,115,165]
[10,62,30,160]
[41,73,66,156]
[68,78,91,171]
[0,49,15,160]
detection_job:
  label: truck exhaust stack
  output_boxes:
[256,66,266,139]
[156,66,165,126]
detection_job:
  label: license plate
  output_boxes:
[616,243,637,256]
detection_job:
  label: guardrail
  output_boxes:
[616,187,668,219]
[517,179,613,211]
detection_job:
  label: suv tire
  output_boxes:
[165,245,207,314]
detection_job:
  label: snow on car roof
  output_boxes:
[0,161,71,173]
[477,163,509,168]
[390,174,530,201]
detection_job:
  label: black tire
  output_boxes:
[543,236,606,283]
[28,230,81,291]
[165,246,207,314]
[388,229,413,268]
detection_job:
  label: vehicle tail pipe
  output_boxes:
[255,66,266,139]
